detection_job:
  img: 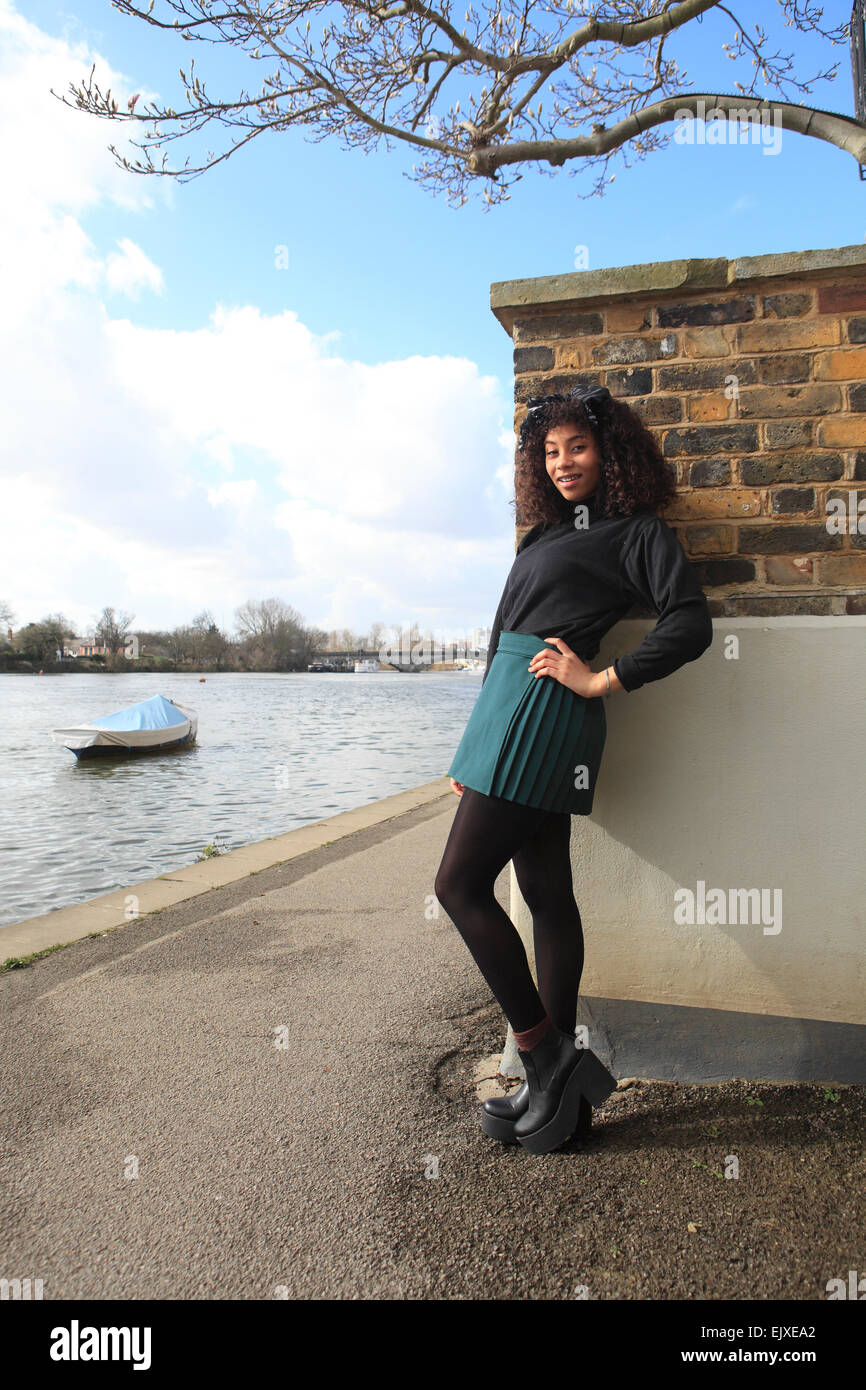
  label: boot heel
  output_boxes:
[574,1093,592,1139]
[573,1048,617,1105]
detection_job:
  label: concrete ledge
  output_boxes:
[490,242,866,334]
[1,776,454,962]
[730,243,866,283]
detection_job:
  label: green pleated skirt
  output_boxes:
[447,630,607,815]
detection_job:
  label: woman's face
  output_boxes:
[544,417,602,508]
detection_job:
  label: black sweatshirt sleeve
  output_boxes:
[481,588,505,686]
[612,516,713,693]
[481,523,545,686]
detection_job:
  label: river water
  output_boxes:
[0,671,479,931]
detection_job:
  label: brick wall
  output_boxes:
[496,248,866,616]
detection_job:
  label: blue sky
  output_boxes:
[1,0,860,642]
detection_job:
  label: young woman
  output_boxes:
[434,383,714,1156]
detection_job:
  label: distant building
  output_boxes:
[62,636,107,658]
[61,635,139,659]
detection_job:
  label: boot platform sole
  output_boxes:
[480,1107,522,1143]
[481,1094,593,1144]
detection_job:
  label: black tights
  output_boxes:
[434,786,584,1035]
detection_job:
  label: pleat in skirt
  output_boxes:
[447,630,606,815]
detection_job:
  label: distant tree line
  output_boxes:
[0,598,420,673]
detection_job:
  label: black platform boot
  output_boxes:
[481,1030,591,1144]
[513,1025,617,1155]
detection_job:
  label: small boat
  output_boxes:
[354,660,379,673]
[52,694,198,759]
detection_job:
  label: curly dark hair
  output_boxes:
[513,395,677,528]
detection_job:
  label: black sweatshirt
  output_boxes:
[482,495,714,693]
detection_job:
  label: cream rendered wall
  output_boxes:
[503,617,865,1074]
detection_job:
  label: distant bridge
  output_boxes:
[308,648,484,673]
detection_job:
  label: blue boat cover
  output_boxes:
[90,694,188,731]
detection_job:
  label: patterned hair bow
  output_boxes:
[518,383,612,451]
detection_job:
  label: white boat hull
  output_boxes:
[52,700,198,758]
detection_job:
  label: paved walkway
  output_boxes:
[1,781,863,1299]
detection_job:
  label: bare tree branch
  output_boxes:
[51,0,857,206]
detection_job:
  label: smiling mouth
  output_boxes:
[557,474,583,484]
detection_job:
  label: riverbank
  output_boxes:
[0,672,476,931]
[0,663,481,675]
[1,776,863,1299]
[0,777,455,966]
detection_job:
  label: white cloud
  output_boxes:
[104,237,165,298]
[0,1,515,642]
[107,305,509,535]
[271,499,510,636]
[0,0,163,317]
